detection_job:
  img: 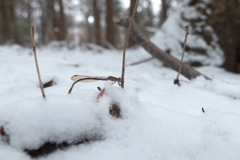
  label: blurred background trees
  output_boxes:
[0,0,162,48]
[0,0,239,73]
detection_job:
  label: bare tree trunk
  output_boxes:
[118,18,210,80]
[208,0,240,73]
[40,1,48,44]
[9,0,20,44]
[159,0,169,27]
[128,0,138,47]
[93,0,102,46]
[146,0,154,27]
[27,0,32,27]
[47,0,58,41]
[0,0,10,42]
[106,0,115,47]
[237,41,240,73]
[58,0,66,41]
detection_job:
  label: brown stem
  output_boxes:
[174,25,189,86]
[68,76,121,94]
[129,56,155,66]
[96,89,105,102]
[121,0,139,88]
[31,26,46,99]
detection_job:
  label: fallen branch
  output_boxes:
[31,26,46,98]
[117,18,210,80]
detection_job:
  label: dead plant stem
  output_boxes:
[174,25,189,86]
[121,0,139,88]
[129,56,155,66]
[31,26,46,98]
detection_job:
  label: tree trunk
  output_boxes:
[40,1,48,44]
[47,0,58,41]
[93,0,102,46]
[159,0,168,27]
[106,0,115,47]
[145,0,154,27]
[207,0,240,73]
[9,0,20,44]
[58,0,66,41]
[0,0,10,43]
[128,0,138,47]
[118,18,210,80]
[27,0,32,27]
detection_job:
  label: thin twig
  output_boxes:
[121,0,139,88]
[174,25,189,86]
[31,26,46,98]
[68,76,121,94]
[129,56,155,66]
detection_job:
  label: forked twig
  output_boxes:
[174,25,189,86]
[68,75,121,94]
[121,0,139,88]
[31,26,46,98]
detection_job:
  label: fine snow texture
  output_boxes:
[0,44,240,160]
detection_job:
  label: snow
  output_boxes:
[0,43,240,160]
[151,0,224,66]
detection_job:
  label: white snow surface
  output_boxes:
[0,44,240,160]
[151,0,224,66]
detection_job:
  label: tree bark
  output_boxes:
[0,0,10,42]
[40,1,48,44]
[128,0,138,47]
[207,0,240,73]
[9,0,20,44]
[106,0,115,47]
[47,0,58,41]
[58,0,66,41]
[159,0,169,27]
[93,0,102,46]
[117,18,210,80]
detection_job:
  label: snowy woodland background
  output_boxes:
[0,0,240,160]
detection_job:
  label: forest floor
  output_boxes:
[0,44,240,160]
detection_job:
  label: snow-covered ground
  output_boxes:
[0,44,240,160]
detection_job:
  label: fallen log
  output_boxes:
[117,18,210,80]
